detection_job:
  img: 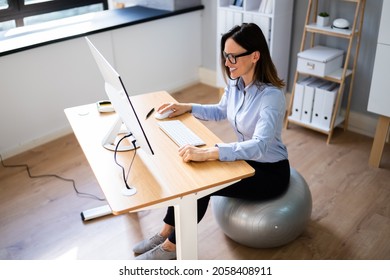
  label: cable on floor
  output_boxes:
[0,153,106,201]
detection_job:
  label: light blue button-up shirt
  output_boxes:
[192,78,288,163]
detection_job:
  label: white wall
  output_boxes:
[0,11,202,158]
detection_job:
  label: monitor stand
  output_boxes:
[102,116,139,152]
[81,136,164,221]
[102,116,138,197]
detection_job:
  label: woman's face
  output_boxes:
[223,38,259,86]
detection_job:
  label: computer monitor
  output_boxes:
[85,37,154,155]
[85,37,154,196]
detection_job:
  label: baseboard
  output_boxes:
[1,126,73,160]
[347,110,378,138]
[166,78,201,94]
[199,67,217,87]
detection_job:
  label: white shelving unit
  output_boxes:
[285,0,366,144]
[216,0,294,88]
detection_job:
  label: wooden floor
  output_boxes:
[1,83,389,260]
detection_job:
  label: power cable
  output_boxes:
[0,153,105,201]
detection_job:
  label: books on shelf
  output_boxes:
[259,0,273,14]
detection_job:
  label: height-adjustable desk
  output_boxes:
[64,91,255,260]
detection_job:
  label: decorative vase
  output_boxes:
[317,15,330,27]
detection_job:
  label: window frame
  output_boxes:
[0,0,108,27]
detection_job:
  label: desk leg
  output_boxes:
[174,193,198,260]
[369,116,390,168]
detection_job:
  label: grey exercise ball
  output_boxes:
[211,168,312,248]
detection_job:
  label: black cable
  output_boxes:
[113,133,137,190]
[126,141,137,182]
[0,153,105,201]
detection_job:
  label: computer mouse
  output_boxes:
[154,109,174,120]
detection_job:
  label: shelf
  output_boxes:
[287,115,345,134]
[219,6,273,18]
[285,0,365,143]
[326,68,353,81]
[297,68,353,83]
[228,5,244,10]
[219,0,279,15]
[245,10,274,17]
[305,23,357,39]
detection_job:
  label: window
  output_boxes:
[0,0,108,31]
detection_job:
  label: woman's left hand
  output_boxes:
[178,145,219,162]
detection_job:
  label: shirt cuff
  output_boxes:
[215,143,235,161]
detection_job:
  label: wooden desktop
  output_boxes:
[64,90,254,260]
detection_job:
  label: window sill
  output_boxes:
[0,5,203,57]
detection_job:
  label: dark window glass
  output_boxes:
[0,0,108,31]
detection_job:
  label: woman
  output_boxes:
[134,23,290,260]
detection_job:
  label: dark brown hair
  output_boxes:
[220,23,285,89]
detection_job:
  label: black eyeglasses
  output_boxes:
[223,50,254,64]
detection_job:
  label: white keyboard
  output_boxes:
[157,120,206,147]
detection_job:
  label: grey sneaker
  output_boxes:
[135,244,176,260]
[132,233,166,254]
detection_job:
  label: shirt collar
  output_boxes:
[235,77,246,91]
[235,77,255,92]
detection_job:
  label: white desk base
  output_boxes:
[81,205,112,221]
[82,180,239,260]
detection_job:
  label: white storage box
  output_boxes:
[297,45,344,77]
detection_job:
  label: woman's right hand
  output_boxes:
[157,102,192,118]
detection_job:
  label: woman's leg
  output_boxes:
[163,195,210,244]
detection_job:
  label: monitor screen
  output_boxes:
[85,37,154,156]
